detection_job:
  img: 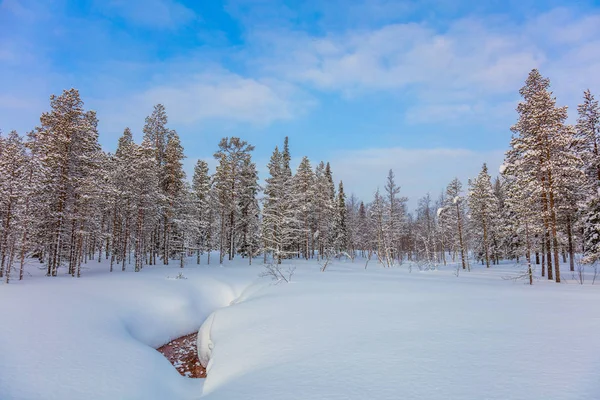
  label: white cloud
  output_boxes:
[328,147,505,210]
[95,69,313,140]
[246,8,600,124]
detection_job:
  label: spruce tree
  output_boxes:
[468,163,498,268]
[291,156,315,259]
[192,160,211,264]
[332,181,348,253]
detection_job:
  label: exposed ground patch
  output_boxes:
[157,332,206,378]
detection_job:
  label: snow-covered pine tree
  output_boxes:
[0,131,28,282]
[368,188,388,266]
[108,128,136,272]
[502,159,539,285]
[263,146,286,263]
[576,90,600,267]
[345,193,360,259]
[162,131,186,264]
[132,136,161,271]
[332,181,348,253]
[291,156,315,259]
[439,178,468,270]
[576,90,600,188]
[414,193,437,266]
[357,201,368,258]
[142,104,172,264]
[237,157,261,263]
[34,89,103,277]
[313,161,336,258]
[468,163,498,268]
[192,160,211,264]
[213,137,255,263]
[509,69,580,283]
[384,169,407,263]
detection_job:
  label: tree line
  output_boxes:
[0,69,599,284]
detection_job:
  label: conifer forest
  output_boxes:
[1,69,599,286]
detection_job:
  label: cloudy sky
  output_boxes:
[1,0,599,208]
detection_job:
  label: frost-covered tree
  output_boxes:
[369,188,390,266]
[468,164,498,268]
[0,131,28,282]
[291,156,315,259]
[33,89,103,277]
[162,131,186,264]
[576,90,600,188]
[414,193,437,266]
[213,137,255,263]
[345,193,360,258]
[384,169,407,262]
[192,160,211,264]
[131,137,161,271]
[332,181,348,253]
[357,201,368,257]
[237,157,261,263]
[508,69,582,283]
[439,178,468,270]
[313,161,336,258]
[262,146,294,263]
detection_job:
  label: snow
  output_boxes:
[197,311,216,368]
[2,257,600,400]
[499,163,508,174]
[0,258,259,400]
[199,261,600,400]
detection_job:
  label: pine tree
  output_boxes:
[384,169,406,263]
[0,131,28,282]
[263,146,287,263]
[192,160,211,264]
[237,157,261,263]
[345,193,360,259]
[368,188,387,266]
[132,137,161,271]
[313,161,336,258]
[34,89,103,277]
[357,201,368,257]
[576,90,600,188]
[468,163,498,268]
[439,178,468,270]
[162,131,186,264]
[509,69,582,283]
[291,156,315,259]
[415,193,437,266]
[213,137,255,263]
[332,181,348,253]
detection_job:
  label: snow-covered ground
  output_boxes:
[0,257,260,400]
[2,257,600,400]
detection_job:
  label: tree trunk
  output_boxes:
[567,216,575,272]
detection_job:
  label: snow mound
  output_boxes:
[0,260,259,400]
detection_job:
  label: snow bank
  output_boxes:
[197,311,215,368]
[0,260,259,400]
[3,258,600,400]
[199,261,600,400]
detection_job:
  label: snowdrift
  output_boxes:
[0,263,259,400]
[198,263,600,400]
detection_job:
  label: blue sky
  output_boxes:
[1,0,600,208]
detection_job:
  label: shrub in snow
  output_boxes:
[259,262,295,283]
